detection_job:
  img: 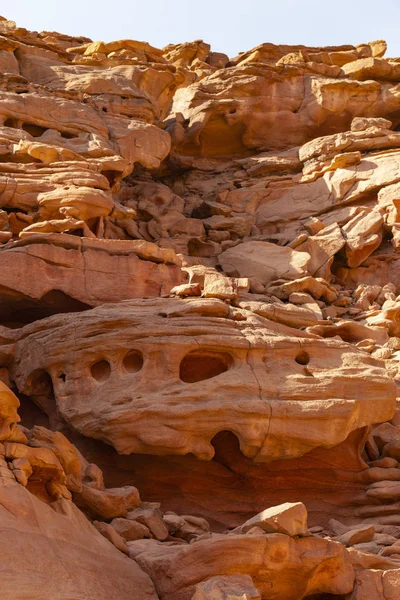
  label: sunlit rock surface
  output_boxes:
[2,13,400,599]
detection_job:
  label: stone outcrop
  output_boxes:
[0,382,158,600]
[4,297,395,460]
[2,13,400,600]
[129,532,354,600]
[0,235,180,324]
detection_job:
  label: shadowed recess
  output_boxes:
[0,288,91,326]
[91,360,111,382]
[180,351,233,383]
[123,350,144,373]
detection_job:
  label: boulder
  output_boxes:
[239,502,308,536]
[7,298,395,462]
[218,242,310,286]
[128,533,355,600]
[192,575,261,600]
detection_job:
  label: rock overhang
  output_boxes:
[5,297,395,461]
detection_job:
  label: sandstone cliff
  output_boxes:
[1,14,400,600]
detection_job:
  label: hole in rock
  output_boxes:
[198,113,247,157]
[102,170,116,187]
[40,290,91,314]
[295,351,310,365]
[60,131,78,139]
[123,350,144,373]
[180,351,232,383]
[85,217,99,236]
[22,122,48,137]
[91,359,111,382]
[29,369,53,397]
[191,202,212,219]
[25,369,63,429]
[387,110,400,132]
[0,289,91,327]
[3,117,19,128]
[211,430,243,469]
[16,393,51,429]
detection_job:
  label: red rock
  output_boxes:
[111,517,150,541]
[0,480,157,600]
[93,520,129,554]
[128,533,355,600]
[6,297,395,461]
[218,241,310,286]
[0,235,181,321]
[127,504,169,541]
[170,283,202,297]
[192,575,261,600]
[337,526,375,546]
[239,502,308,536]
[1,16,400,599]
[74,484,141,520]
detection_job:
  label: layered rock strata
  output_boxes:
[2,14,400,600]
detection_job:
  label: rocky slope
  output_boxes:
[2,13,400,599]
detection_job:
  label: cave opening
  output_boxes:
[24,368,63,430]
[21,122,48,137]
[0,289,91,327]
[16,392,51,430]
[3,117,20,128]
[101,170,117,187]
[180,350,233,383]
[59,131,78,139]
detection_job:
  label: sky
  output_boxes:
[4,0,400,59]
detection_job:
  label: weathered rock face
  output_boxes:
[0,484,158,600]
[5,297,395,460]
[0,381,158,600]
[129,533,355,600]
[169,41,397,157]
[0,235,181,324]
[3,12,400,600]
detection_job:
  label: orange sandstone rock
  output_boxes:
[1,13,400,599]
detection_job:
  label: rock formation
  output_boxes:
[2,13,400,600]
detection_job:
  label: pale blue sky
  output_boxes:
[4,0,400,58]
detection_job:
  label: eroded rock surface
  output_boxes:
[2,13,400,600]
[5,297,395,461]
